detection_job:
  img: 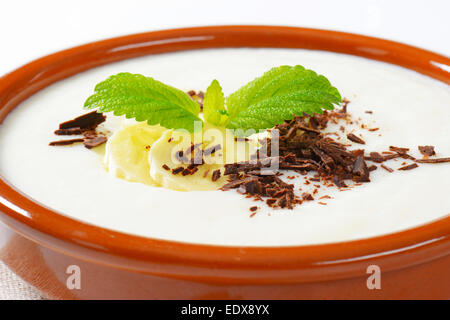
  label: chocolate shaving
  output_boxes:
[415,157,450,164]
[54,127,83,135]
[224,158,277,175]
[181,168,191,176]
[398,163,419,171]
[162,164,170,171]
[332,176,347,188]
[51,111,107,149]
[220,171,297,209]
[365,152,400,163]
[381,164,393,173]
[244,179,264,195]
[59,111,105,130]
[352,155,370,182]
[347,133,365,144]
[177,163,200,176]
[172,167,184,175]
[388,146,416,161]
[296,124,321,134]
[49,138,84,146]
[389,146,409,154]
[302,193,314,201]
[211,169,221,182]
[418,146,436,157]
[190,167,199,175]
[365,152,384,163]
[382,153,401,161]
[83,136,107,149]
[341,98,350,113]
[221,176,260,191]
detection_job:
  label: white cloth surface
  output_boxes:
[0,261,45,300]
[0,0,448,300]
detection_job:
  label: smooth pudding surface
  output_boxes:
[0,48,449,246]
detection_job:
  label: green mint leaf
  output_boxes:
[203,79,228,126]
[225,65,341,132]
[84,73,202,132]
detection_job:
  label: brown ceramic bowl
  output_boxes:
[0,26,449,300]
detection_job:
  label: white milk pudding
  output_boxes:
[0,48,449,246]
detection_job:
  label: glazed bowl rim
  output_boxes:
[0,25,449,283]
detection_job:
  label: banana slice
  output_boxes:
[148,130,223,191]
[149,125,260,191]
[104,122,166,186]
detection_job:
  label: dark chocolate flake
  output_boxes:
[415,157,450,164]
[172,167,184,175]
[365,152,386,163]
[221,176,259,191]
[418,145,436,157]
[302,192,314,201]
[398,163,419,171]
[341,98,350,113]
[211,169,221,182]
[49,138,84,146]
[347,133,365,144]
[54,127,83,135]
[389,146,410,154]
[83,136,107,149]
[59,111,105,130]
[352,155,370,182]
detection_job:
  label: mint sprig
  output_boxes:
[84,66,341,134]
[84,73,201,132]
[225,65,341,131]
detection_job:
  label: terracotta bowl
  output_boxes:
[0,26,449,300]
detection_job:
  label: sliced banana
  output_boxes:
[104,122,166,186]
[148,130,222,191]
[149,125,261,191]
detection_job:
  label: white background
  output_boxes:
[0,0,449,76]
